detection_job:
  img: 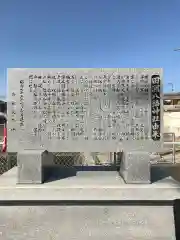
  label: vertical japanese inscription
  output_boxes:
[19,80,25,127]
[9,91,17,132]
[151,75,161,141]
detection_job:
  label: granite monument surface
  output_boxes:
[7,68,163,183]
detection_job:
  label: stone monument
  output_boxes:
[3,68,180,240]
[7,68,163,183]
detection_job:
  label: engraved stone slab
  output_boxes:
[17,150,54,184]
[7,68,163,152]
[120,151,151,183]
[0,205,176,239]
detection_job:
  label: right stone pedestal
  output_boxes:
[119,151,151,184]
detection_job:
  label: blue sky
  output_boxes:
[0,0,180,96]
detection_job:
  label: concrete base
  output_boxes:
[0,205,176,240]
[0,166,180,200]
[0,167,180,239]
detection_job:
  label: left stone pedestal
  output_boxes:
[17,150,54,184]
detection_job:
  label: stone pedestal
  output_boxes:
[17,150,54,184]
[119,151,151,184]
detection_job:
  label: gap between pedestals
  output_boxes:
[16,150,152,184]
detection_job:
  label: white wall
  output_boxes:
[164,112,180,140]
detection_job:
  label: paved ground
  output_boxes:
[0,168,178,240]
[0,161,179,239]
[0,167,180,201]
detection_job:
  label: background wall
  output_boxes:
[164,112,180,141]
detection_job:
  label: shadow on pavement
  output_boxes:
[151,165,180,183]
[44,165,118,183]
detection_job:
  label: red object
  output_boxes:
[2,127,7,152]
